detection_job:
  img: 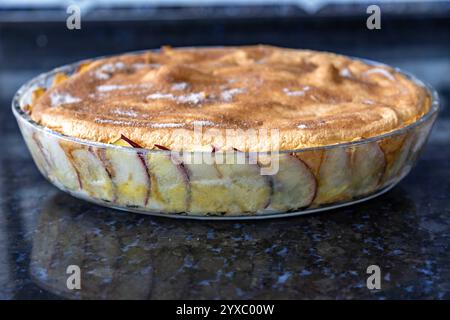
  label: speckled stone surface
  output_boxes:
[0,110,449,299]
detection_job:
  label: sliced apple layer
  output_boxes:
[262,153,317,211]
[146,151,189,213]
[379,133,413,185]
[20,127,426,216]
[20,126,52,177]
[407,120,434,164]
[69,148,115,201]
[179,149,271,215]
[102,136,150,207]
[215,151,271,215]
[313,148,352,205]
[34,134,81,191]
[350,142,386,197]
[184,151,234,214]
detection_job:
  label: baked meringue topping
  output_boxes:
[30,45,431,151]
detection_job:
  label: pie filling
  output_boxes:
[17,46,434,216]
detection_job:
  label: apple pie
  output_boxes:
[14,45,438,217]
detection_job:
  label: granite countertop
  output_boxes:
[0,105,449,299]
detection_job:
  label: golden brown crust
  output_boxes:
[30,45,430,151]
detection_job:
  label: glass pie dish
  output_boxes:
[12,54,439,220]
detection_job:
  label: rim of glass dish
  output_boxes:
[11,48,441,155]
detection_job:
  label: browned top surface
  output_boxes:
[30,45,430,151]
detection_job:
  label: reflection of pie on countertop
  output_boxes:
[17,45,436,217]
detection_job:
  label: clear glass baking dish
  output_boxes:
[12,54,440,220]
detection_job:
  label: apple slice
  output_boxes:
[390,134,414,179]
[102,135,150,207]
[69,147,115,201]
[350,142,386,197]
[313,147,352,205]
[407,120,434,164]
[146,145,189,213]
[261,153,317,211]
[34,135,81,191]
[295,150,324,177]
[183,149,233,215]
[214,150,272,215]
[184,147,272,215]
[379,133,413,185]
[19,125,52,176]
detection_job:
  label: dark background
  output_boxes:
[0,1,449,299]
